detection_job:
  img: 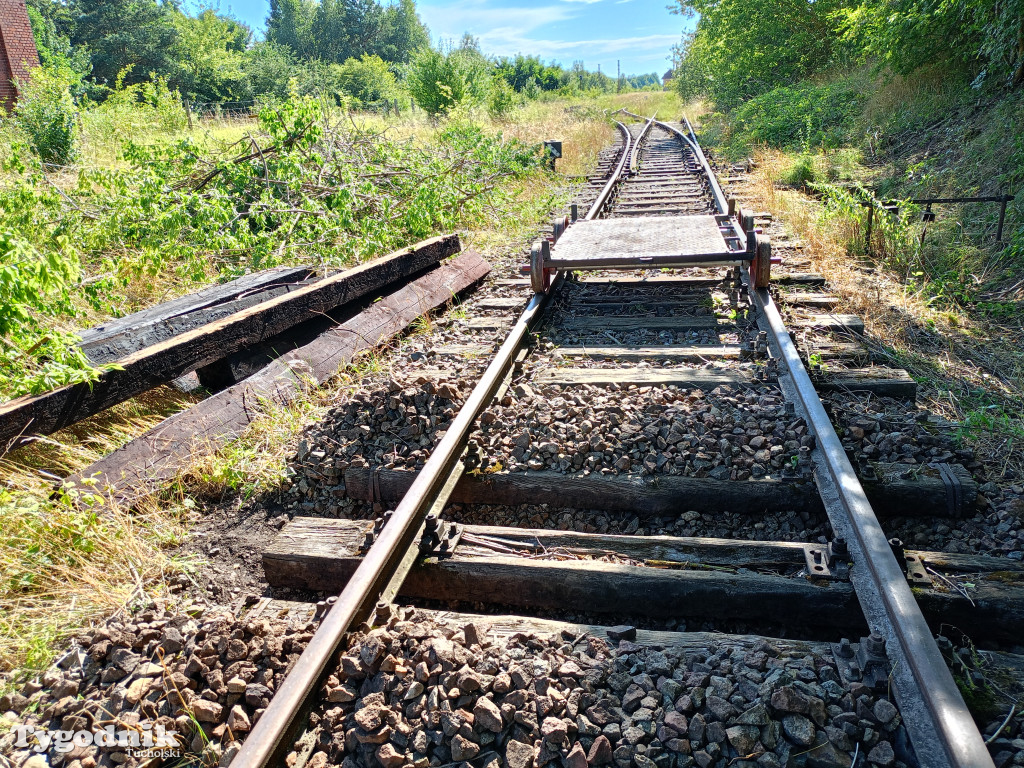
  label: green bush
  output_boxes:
[81,74,187,155]
[487,78,518,120]
[337,55,397,107]
[780,154,817,189]
[13,64,78,165]
[731,79,867,149]
[406,46,490,117]
[0,95,546,400]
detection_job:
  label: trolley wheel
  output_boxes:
[530,240,551,293]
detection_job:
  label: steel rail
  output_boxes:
[628,115,656,174]
[232,113,640,768]
[748,281,992,768]
[233,286,562,767]
[681,116,728,214]
[617,109,743,244]
[666,110,992,768]
[588,120,634,221]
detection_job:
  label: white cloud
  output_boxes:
[478,30,679,59]
[418,0,676,70]
[420,0,576,39]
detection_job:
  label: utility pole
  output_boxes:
[617,60,621,93]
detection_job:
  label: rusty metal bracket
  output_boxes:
[904,553,933,588]
[832,634,891,691]
[419,515,463,559]
[803,539,849,581]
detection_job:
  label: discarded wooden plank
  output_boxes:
[65,251,490,504]
[816,367,916,399]
[552,345,742,362]
[78,265,313,363]
[342,461,976,519]
[1,235,460,447]
[789,314,865,335]
[264,518,862,631]
[265,518,1024,641]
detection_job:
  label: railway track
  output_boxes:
[219,115,1003,768]
[16,114,1020,768]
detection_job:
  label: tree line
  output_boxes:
[23,0,663,113]
[670,0,1024,109]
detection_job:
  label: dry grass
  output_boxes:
[0,498,189,678]
[0,388,206,681]
[743,150,1024,477]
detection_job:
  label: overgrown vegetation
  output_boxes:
[670,0,1023,308]
[25,0,661,115]
[0,92,547,401]
[0,84,656,678]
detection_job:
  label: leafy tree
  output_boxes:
[487,77,518,119]
[71,0,180,87]
[171,9,251,102]
[13,63,79,165]
[243,41,297,101]
[670,0,849,107]
[267,0,317,58]
[310,0,385,64]
[377,0,429,64]
[839,0,1024,86]
[269,0,430,66]
[494,55,561,92]
[626,73,661,89]
[406,42,490,116]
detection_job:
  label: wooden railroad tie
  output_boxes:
[0,235,462,447]
[532,365,916,400]
[264,518,1020,643]
[341,463,975,519]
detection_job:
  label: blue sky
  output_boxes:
[202,0,689,76]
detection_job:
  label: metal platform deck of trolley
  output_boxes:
[548,215,749,269]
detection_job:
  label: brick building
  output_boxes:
[0,0,40,111]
